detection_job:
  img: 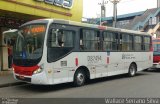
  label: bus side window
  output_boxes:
[119,34,122,51]
[80,29,100,51]
[121,34,134,51]
[134,36,143,51]
[144,36,150,51]
[49,29,59,47]
[57,31,64,47]
[103,31,117,51]
[80,39,84,50]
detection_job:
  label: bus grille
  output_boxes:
[16,75,31,82]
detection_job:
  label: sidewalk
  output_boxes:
[0,70,24,88]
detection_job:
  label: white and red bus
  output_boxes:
[12,19,153,86]
[153,38,160,68]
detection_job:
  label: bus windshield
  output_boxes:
[13,24,46,66]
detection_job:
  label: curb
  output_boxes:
[0,70,27,88]
[0,70,13,76]
[0,82,26,88]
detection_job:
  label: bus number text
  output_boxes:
[87,56,102,64]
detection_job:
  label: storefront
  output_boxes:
[0,0,83,70]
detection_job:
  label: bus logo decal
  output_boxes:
[122,54,135,60]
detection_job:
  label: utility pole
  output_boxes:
[98,0,108,25]
[158,0,160,8]
[109,0,121,27]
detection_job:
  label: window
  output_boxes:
[80,29,100,51]
[134,36,143,51]
[149,17,157,25]
[47,28,75,62]
[49,29,74,48]
[121,34,133,51]
[103,31,117,51]
[144,37,150,51]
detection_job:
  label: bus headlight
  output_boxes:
[33,64,44,74]
[33,68,43,74]
[12,67,15,71]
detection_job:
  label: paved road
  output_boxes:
[0,70,160,98]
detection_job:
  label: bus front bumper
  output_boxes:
[13,72,51,85]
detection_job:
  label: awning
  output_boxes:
[3,29,18,45]
[3,29,18,39]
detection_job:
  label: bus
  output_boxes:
[12,19,153,86]
[153,38,160,68]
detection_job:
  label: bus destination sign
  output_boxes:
[34,0,74,9]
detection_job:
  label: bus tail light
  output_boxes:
[153,56,160,63]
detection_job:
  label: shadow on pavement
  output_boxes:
[17,72,148,93]
[143,68,160,73]
[86,72,149,86]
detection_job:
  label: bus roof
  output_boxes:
[22,18,151,36]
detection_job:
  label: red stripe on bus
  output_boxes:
[107,57,109,64]
[75,58,78,66]
[13,64,39,76]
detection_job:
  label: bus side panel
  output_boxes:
[107,52,126,76]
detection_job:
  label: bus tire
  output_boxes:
[74,70,86,87]
[128,63,137,77]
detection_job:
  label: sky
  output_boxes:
[83,0,157,18]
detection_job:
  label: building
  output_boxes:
[124,8,160,31]
[93,8,160,37]
[99,11,144,27]
[0,0,83,71]
[83,11,144,26]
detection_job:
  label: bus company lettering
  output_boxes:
[122,54,135,60]
[34,0,74,9]
[87,56,102,64]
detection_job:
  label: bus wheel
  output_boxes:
[128,63,137,77]
[74,70,86,87]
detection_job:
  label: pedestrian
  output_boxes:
[8,43,12,68]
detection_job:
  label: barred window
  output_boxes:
[80,29,100,51]
[103,32,117,51]
[134,36,143,51]
[122,34,133,51]
[144,37,151,51]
